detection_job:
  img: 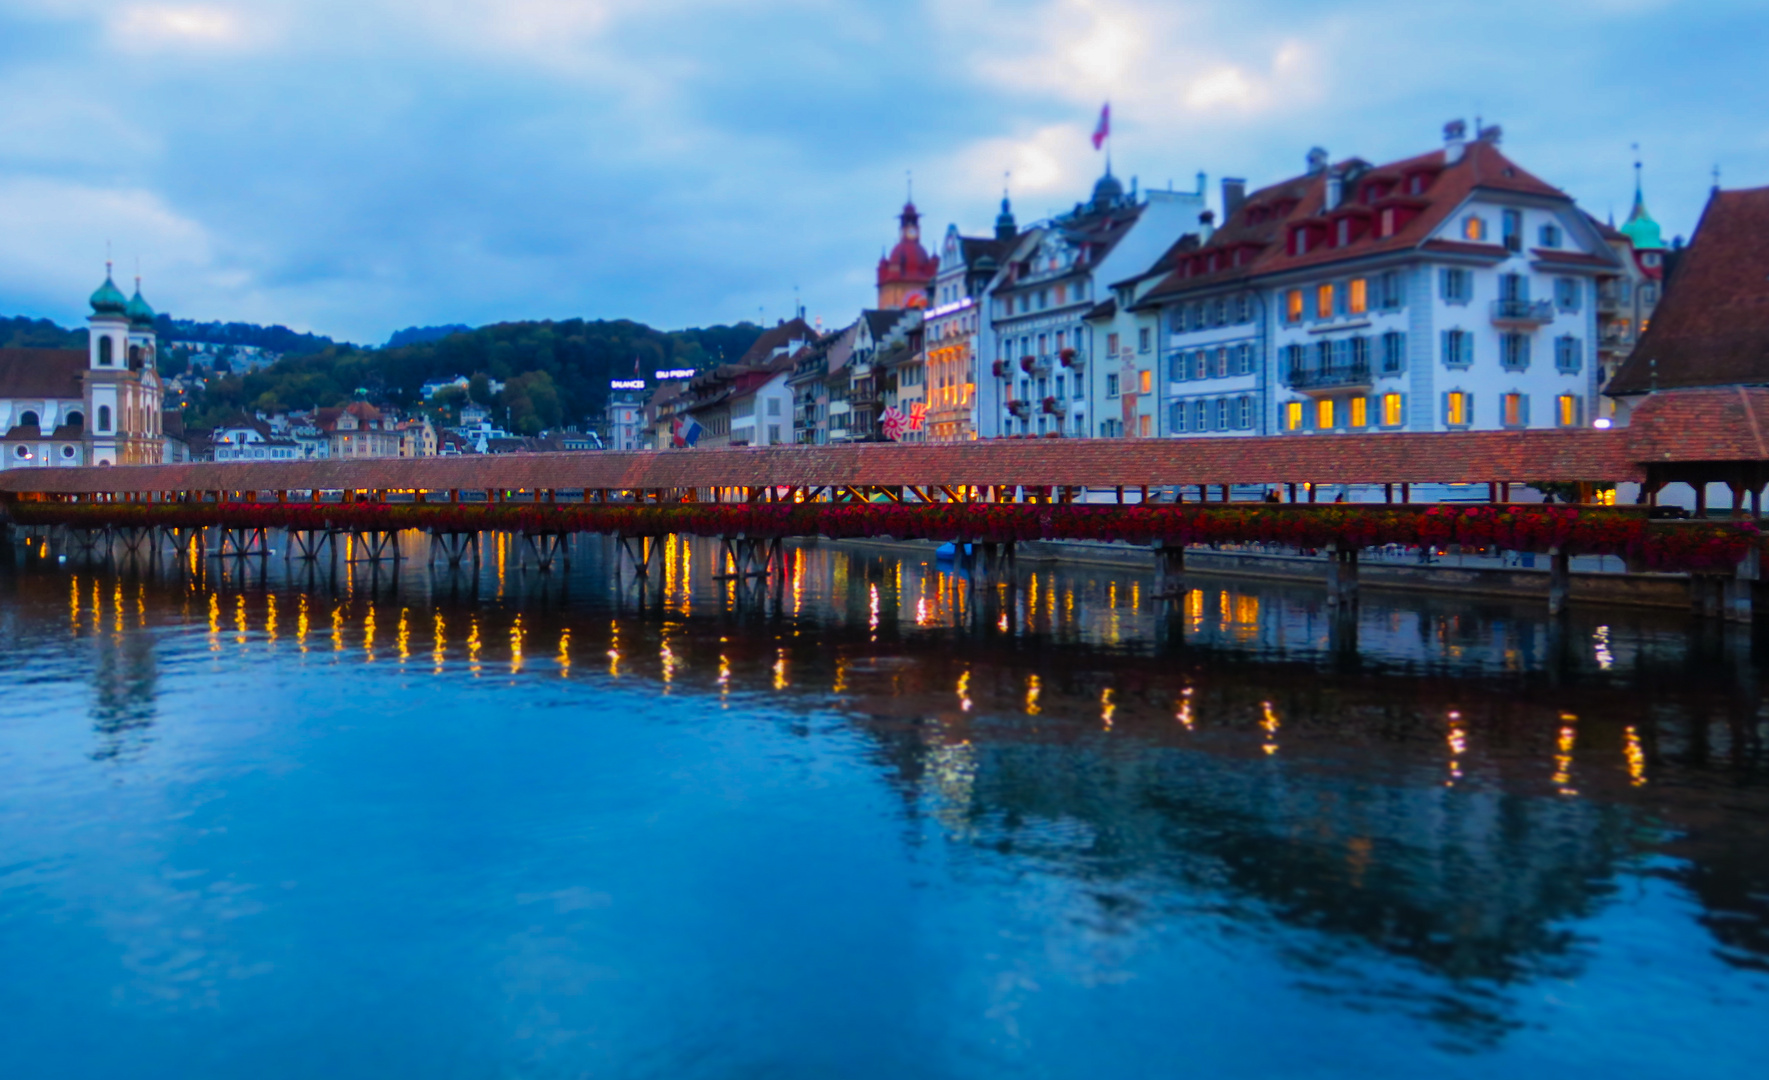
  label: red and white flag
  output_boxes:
[1091,103,1110,150]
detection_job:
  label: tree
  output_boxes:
[500,370,562,435]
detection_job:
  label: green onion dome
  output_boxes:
[89,272,128,315]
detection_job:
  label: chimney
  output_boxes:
[1443,119,1468,164]
[1198,209,1216,245]
[1306,147,1328,175]
[1221,177,1247,220]
[1477,123,1502,145]
[1324,170,1343,211]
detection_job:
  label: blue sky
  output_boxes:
[0,0,1762,344]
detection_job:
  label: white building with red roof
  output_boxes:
[1137,121,1619,439]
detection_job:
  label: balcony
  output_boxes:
[1041,396,1067,416]
[1020,354,1052,375]
[1597,286,1623,312]
[1490,298,1555,326]
[1283,360,1371,393]
[991,358,1013,379]
[1059,348,1084,371]
[1007,399,1031,418]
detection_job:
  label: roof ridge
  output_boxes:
[1738,385,1768,458]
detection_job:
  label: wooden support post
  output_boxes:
[1325,543,1359,607]
[1548,546,1570,615]
[1384,483,1393,504]
[1308,483,1317,504]
[1729,548,1758,623]
[1694,482,1707,518]
[1401,482,1411,504]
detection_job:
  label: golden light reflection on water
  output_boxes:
[331,603,345,653]
[1625,725,1647,786]
[235,594,248,645]
[1176,687,1194,731]
[558,629,571,678]
[1554,714,1579,795]
[298,595,310,652]
[467,616,481,676]
[608,620,621,678]
[868,584,880,635]
[1446,710,1466,786]
[70,575,80,632]
[1100,687,1116,730]
[1260,700,1280,756]
[363,605,377,662]
[397,608,410,663]
[1026,673,1041,716]
[266,594,278,645]
[510,614,524,674]
[773,647,788,690]
[433,612,446,673]
[1594,626,1615,670]
[660,631,675,690]
[208,593,220,651]
[956,670,971,712]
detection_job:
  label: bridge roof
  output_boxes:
[0,428,1640,494]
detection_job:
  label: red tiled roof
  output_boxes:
[0,348,85,399]
[1625,386,1769,461]
[1140,139,1583,303]
[0,428,1639,494]
[1607,186,1769,395]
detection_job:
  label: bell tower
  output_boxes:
[83,265,164,465]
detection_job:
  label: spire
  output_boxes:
[996,172,1017,241]
[1621,146,1665,251]
[89,261,127,315]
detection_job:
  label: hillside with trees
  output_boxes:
[179,318,764,433]
[1,315,85,349]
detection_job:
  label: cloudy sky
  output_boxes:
[0,0,1762,343]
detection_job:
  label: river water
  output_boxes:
[2,532,1765,1078]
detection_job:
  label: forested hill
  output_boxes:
[153,315,338,354]
[1,315,85,349]
[189,318,765,433]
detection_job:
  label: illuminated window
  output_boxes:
[1349,278,1368,315]
[1317,283,1335,319]
[1349,396,1368,428]
[1381,392,1404,427]
[1317,399,1335,430]
[1139,414,1152,437]
[1557,394,1579,427]
[1286,289,1304,323]
[1445,391,1470,426]
[1139,370,1153,394]
[1464,216,1486,242]
[1502,392,1525,426]
[1285,401,1303,431]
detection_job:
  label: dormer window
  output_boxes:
[1464,216,1487,242]
[1336,219,1351,247]
[1409,173,1428,195]
[1380,208,1396,238]
[1291,228,1308,255]
[1539,223,1562,248]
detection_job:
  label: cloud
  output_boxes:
[0,0,1763,343]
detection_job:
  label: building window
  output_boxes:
[1641,284,1659,306]
[1234,295,1250,322]
[97,405,111,432]
[1376,270,1405,309]
[1440,268,1472,304]
[1106,332,1119,356]
[1349,395,1368,428]
[1554,335,1581,373]
[1554,277,1581,311]
[1235,344,1253,376]
[1236,396,1252,428]
[98,337,113,366]
[1285,401,1304,431]
[1381,331,1407,374]
[1501,333,1531,371]
[1502,392,1528,427]
[1381,392,1404,427]
[1380,208,1395,237]
[1557,394,1580,428]
[1502,209,1522,252]
[1172,402,1188,432]
[1445,391,1471,427]
[1464,216,1486,242]
[1441,329,1472,368]
[1208,348,1224,378]
[1316,399,1335,430]
[1194,352,1209,380]
[1170,353,1187,382]
[1189,400,1205,431]
[1539,223,1562,248]
[1106,373,1119,397]
[1285,289,1304,323]
[1349,278,1368,315]
[1139,370,1153,395]
[1137,327,1150,353]
[1316,283,1335,320]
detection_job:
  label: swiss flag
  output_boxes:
[1091,103,1110,150]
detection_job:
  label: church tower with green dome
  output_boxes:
[83,263,164,465]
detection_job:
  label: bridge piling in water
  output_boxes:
[1325,543,1360,608]
[1151,540,1186,600]
[428,531,480,571]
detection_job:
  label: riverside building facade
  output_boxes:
[979,171,1205,438]
[1137,123,1617,437]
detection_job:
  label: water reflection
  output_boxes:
[4,533,1768,1062]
